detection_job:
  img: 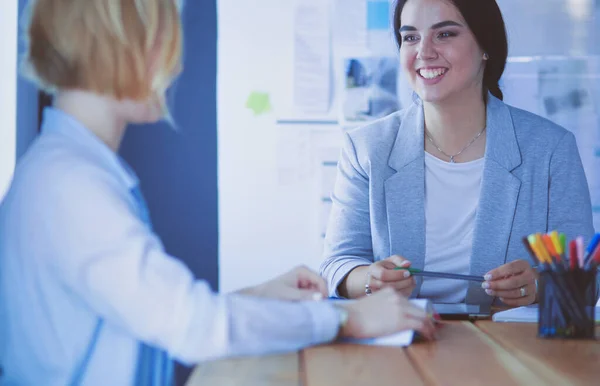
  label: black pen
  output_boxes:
[394,267,484,282]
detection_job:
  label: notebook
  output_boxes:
[492,304,600,323]
[336,299,434,346]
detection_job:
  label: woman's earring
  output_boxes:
[483,53,490,60]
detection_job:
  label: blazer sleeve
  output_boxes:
[547,131,595,239]
[546,131,598,297]
[319,132,374,297]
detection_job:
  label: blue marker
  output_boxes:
[583,233,600,267]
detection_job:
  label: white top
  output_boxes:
[0,108,340,386]
[419,152,484,303]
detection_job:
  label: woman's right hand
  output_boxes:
[338,288,436,340]
[340,255,416,299]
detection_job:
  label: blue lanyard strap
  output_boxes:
[67,182,174,385]
[68,319,103,386]
[130,184,174,386]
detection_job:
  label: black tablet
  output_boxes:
[433,303,491,320]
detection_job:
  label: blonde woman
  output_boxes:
[0,1,435,385]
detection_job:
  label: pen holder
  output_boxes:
[538,269,596,339]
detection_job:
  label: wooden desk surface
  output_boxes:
[186,322,600,386]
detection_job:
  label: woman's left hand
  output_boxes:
[482,259,538,306]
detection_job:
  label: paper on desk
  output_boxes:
[293,0,331,114]
[492,304,600,323]
[340,299,433,346]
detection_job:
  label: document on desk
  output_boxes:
[339,299,433,346]
[492,305,600,323]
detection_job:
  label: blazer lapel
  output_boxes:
[466,96,522,305]
[384,103,426,295]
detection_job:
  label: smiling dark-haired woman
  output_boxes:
[321,0,596,307]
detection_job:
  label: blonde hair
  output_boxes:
[23,0,182,106]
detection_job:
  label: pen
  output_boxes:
[522,236,540,265]
[582,233,600,268]
[549,231,561,254]
[542,234,561,264]
[549,231,568,269]
[576,236,584,268]
[584,239,600,270]
[394,267,484,282]
[528,234,586,321]
[559,233,567,259]
[569,239,578,271]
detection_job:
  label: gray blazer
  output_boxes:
[320,94,596,306]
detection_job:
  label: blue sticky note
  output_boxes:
[367,1,390,30]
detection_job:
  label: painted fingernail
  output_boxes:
[485,289,494,296]
[481,282,490,289]
[403,271,411,278]
[484,274,492,281]
[401,261,411,267]
[312,293,323,301]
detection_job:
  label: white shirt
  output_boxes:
[419,152,484,303]
[0,108,340,386]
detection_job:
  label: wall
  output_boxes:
[120,3,218,285]
[16,0,39,162]
[0,0,18,201]
[217,1,339,292]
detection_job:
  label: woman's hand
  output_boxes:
[340,255,416,299]
[238,265,328,301]
[337,288,436,340]
[482,259,538,306]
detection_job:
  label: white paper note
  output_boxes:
[335,299,433,346]
[293,0,331,114]
[333,0,368,53]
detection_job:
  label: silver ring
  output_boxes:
[365,271,373,296]
[519,286,527,297]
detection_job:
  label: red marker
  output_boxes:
[569,240,578,271]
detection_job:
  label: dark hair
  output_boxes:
[393,0,508,101]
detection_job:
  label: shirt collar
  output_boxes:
[41,107,139,191]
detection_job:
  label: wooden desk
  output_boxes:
[187,322,600,386]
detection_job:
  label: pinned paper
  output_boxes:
[245,92,272,115]
[293,0,331,113]
[334,0,367,51]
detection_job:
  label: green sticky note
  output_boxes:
[245,92,272,115]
